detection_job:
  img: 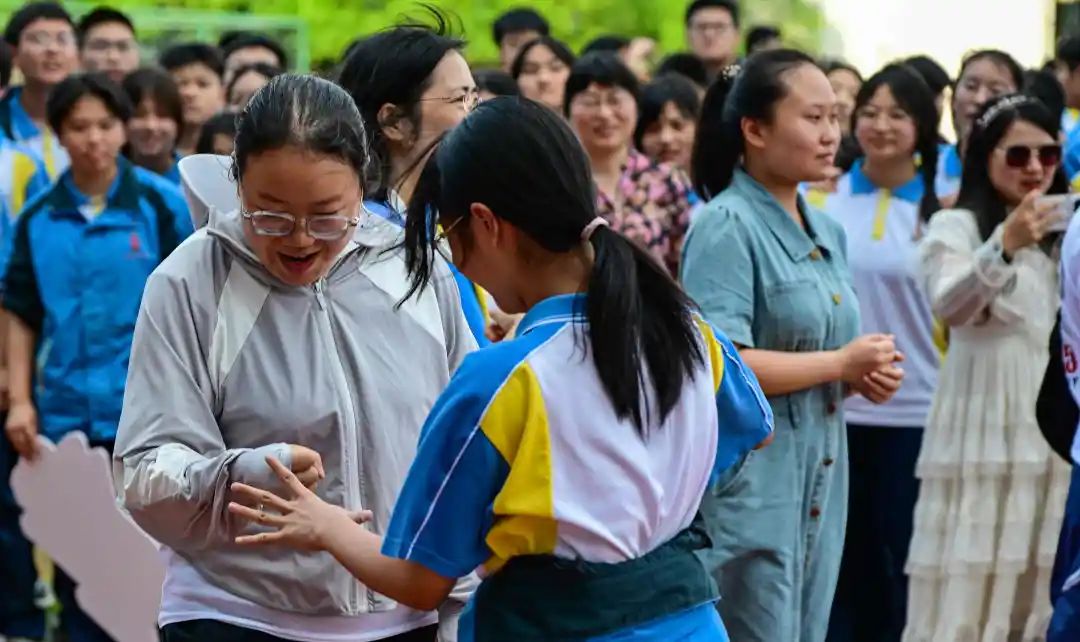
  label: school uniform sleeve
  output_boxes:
[694,317,774,480]
[382,354,512,578]
[3,211,43,331]
[1067,133,1080,192]
[681,205,756,348]
[22,158,49,208]
[114,263,300,552]
[919,208,1034,327]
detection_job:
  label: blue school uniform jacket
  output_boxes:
[3,158,194,442]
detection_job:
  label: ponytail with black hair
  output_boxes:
[403,97,703,433]
[692,49,816,200]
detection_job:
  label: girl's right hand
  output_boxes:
[838,334,898,384]
[1002,190,1056,257]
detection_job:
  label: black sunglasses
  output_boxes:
[1000,144,1062,169]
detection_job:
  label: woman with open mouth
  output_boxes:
[114,74,477,642]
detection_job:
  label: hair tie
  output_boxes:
[581,216,609,241]
[721,63,742,81]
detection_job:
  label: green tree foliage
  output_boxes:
[26,0,824,70]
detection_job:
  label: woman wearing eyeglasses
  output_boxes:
[114,75,476,642]
[565,52,693,277]
[338,13,489,346]
[905,93,1071,642]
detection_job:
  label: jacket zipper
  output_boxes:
[312,278,364,614]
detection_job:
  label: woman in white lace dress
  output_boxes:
[906,94,1072,642]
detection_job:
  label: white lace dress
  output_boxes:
[904,208,1069,642]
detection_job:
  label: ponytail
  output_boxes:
[691,73,741,199]
[585,226,703,433]
[917,138,940,222]
[692,49,817,200]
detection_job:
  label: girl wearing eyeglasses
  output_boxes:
[338,13,489,347]
[114,74,476,642]
[906,93,1071,642]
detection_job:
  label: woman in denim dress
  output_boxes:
[681,50,905,642]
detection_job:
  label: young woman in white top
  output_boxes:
[907,93,1071,642]
[812,63,940,642]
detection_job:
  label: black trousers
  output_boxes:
[160,620,438,642]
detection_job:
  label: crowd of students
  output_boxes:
[0,0,1078,641]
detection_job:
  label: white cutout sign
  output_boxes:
[10,433,164,642]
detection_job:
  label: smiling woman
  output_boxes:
[113,74,478,642]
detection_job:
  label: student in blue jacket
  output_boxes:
[2,72,192,642]
[337,14,491,346]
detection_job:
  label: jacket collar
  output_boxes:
[517,293,587,336]
[47,157,140,219]
[848,159,923,203]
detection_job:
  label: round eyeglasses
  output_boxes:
[242,206,364,241]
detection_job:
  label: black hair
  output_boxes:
[195,110,237,155]
[851,63,940,221]
[4,1,73,46]
[473,68,520,97]
[656,53,708,87]
[746,25,780,54]
[634,73,701,150]
[404,97,704,433]
[510,36,575,80]
[47,72,132,134]
[956,49,1024,93]
[684,0,740,28]
[122,66,183,133]
[1024,68,1066,129]
[227,62,283,103]
[821,58,862,83]
[223,33,289,71]
[76,6,134,47]
[0,42,11,89]
[581,35,629,57]
[957,94,1066,241]
[231,74,369,186]
[903,55,951,96]
[564,52,640,115]
[692,48,816,198]
[1059,35,1080,73]
[337,8,464,200]
[492,8,549,46]
[159,43,225,79]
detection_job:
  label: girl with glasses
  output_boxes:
[339,11,490,347]
[114,74,477,642]
[906,93,1071,641]
[220,95,772,642]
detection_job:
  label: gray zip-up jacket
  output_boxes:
[113,200,476,616]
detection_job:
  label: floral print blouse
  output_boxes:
[595,149,694,276]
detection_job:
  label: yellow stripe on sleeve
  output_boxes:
[479,362,558,573]
[694,316,724,393]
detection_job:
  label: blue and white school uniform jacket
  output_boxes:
[3,158,193,443]
[382,293,774,640]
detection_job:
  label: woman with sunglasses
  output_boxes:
[338,12,490,347]
[114,75,476,642]
[906,93,1071,642]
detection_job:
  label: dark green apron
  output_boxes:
[471,513,719,641]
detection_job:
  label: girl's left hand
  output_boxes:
[229,456,371,552]
[854,364,905,404]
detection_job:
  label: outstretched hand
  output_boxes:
[229,456,371,552]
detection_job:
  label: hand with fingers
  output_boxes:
[6,400,39,461]
[287,444,326,490]
[1002,189,1057,259]
[852,361,906,404]
[230,456,370,551]
[838,333,898,385]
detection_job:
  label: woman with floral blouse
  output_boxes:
[565,52,693,276]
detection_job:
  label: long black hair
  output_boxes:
[692,48,816,199]
[852,63,940,221]
[336,7,463,201]
[403,97,703,433]
[956,94,1066,241]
